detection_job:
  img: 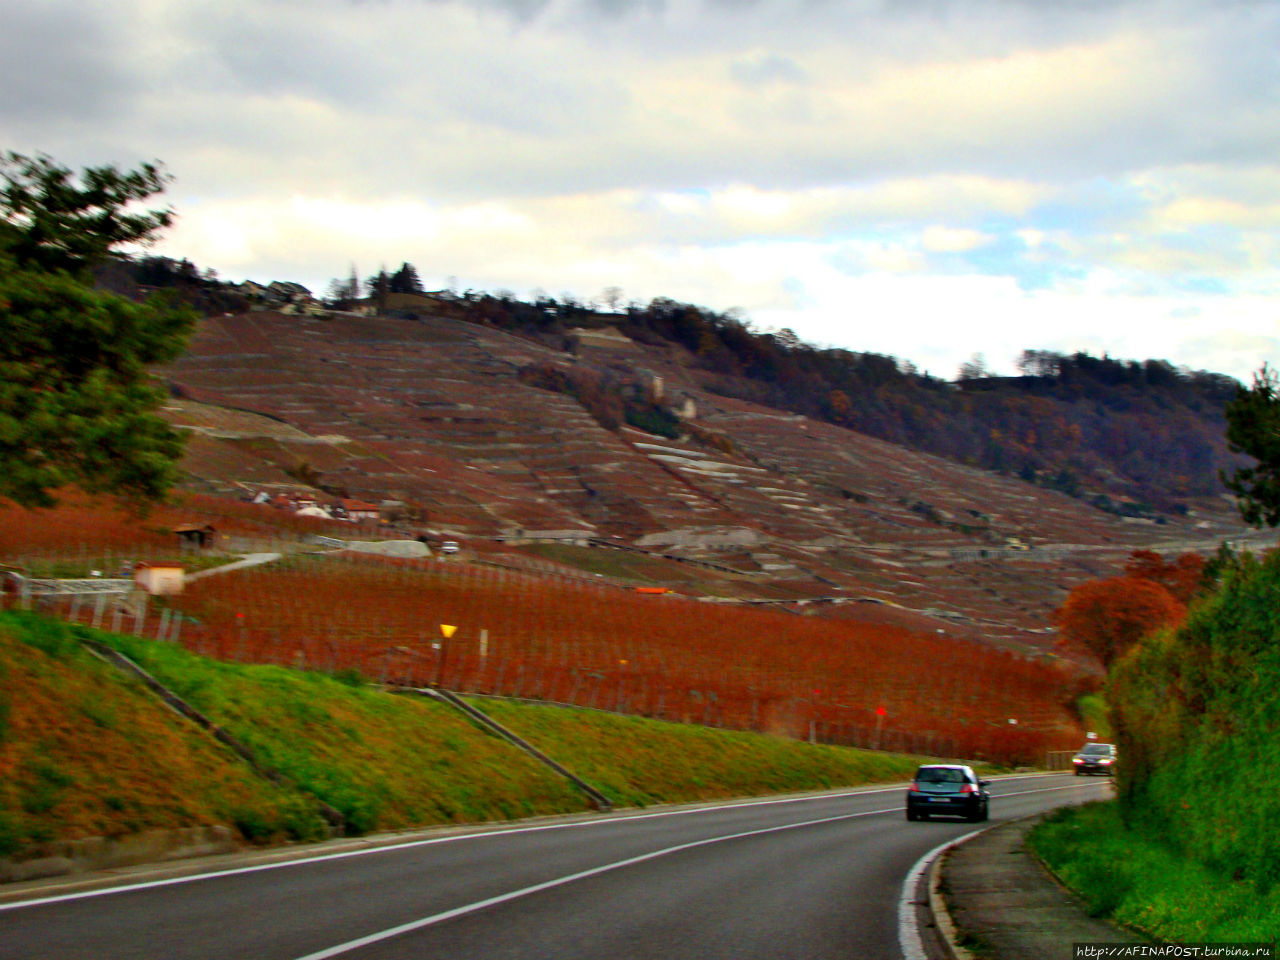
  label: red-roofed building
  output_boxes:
[339,499,382,523]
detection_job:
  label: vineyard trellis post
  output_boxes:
[436,623,457,687]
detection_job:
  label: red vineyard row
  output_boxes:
[150,553,1084,766]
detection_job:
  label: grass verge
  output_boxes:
[2,610,942,861]
[1027,801,1280,942]
[0,611,327,855]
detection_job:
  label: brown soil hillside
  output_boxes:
[158,309,1261,659]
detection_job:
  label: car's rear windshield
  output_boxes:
[915,767,964,783]
[1080,745,1113,756]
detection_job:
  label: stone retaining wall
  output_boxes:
[0,825,238,884]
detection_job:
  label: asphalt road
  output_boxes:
[1,773,1112,960]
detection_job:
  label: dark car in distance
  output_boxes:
[1072,742,1116,776]
[906,764,990,822]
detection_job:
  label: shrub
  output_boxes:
[1030,801,1280,941]
[1109,550,1280,891]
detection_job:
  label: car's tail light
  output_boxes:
[959,783,976,795]
[908,782,921,793]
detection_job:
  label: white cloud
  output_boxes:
[921,226,991,253]
[3,0,1278,383]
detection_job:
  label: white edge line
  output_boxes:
[0,786,898,912]
[304,780,1102,960]
[896,780,1108,960]
[292,806,902,960]
[898,828,987,960]
[0,773,1090,914]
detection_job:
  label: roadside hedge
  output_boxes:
[1108,550,1280,891]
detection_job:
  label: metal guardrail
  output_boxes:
[9,573,135,597]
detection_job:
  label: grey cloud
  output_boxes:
[0,3,141,129]
[730,54,808,86]
[350,0,667,23]
[5,0,1276,208]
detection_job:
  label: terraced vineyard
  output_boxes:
[158,309,1256,657]
[4,305,1255,768]
[19,540,1084,766]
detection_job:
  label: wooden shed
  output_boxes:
[174,523,217,550]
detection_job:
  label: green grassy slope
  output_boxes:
[0,611,934,864]
[0,612,327,854]
[1030,802,1280,941]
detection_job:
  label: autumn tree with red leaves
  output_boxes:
[1055,576,1186,669]
[1122,550,1207,605]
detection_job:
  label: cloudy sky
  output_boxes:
[4,0,1278,382]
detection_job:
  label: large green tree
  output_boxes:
[1,152,174,277]
[1222,364,1280,528]
[0,152,195,508]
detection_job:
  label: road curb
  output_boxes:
[927,808,1143,960]
[928,835,982,960]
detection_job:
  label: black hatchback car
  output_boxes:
[906,764,990,822]
[1072,742,1116,776]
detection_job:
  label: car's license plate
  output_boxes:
[929,797,949,802]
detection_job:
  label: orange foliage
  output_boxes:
[1055,575,1185,668]
[135,553,1087,765]
[0,489,356,561]
[1123,549,1206,605]
[4,497,1090,766]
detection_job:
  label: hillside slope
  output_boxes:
[0,612,929,866]
[158,309,1259,656]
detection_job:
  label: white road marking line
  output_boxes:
[899,829,986,960]
[291,806,902,960]
[897,779,1110,960]
[298,781,1106,960]
[0,786,899,912]
[0,773,1093,915]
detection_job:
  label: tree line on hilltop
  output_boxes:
[429,290,1241,516]
[3,149,1255,522]
[118,251,1242,517]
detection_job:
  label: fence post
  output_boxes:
[134,593,148,634]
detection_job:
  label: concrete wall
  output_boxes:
[635,526,766,550]
[0,826,238,883]
[340,539,430,559]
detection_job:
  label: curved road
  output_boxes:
[1,773,1111,960]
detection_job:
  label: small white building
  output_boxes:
[134,562,185,596]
